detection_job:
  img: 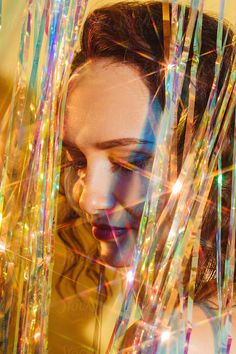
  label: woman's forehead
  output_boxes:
[64,59,159,145]
[67,59,150,98]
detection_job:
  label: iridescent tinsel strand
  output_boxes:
[107,2,201,349]
[107,0,236,352]
[0,0,87,352]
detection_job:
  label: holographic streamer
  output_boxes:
[149,53,236,352]
[214,2,231,351]
[181,31,204,346]
[222,106,236,353]
[162,2,171,62]
[107,1,236,352]
[120,55,234,353]
[0,0,87,352]
[168,0,178,184]
[168,1,200,182]
[183,7,204,333]
[216,153,223,349]
[107,2,201,349]
[183,0,203,160]
[142,0,200,298]
[151,64,234,302]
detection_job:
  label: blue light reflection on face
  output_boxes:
[62,61,163,267]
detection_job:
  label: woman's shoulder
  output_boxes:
[189,297,236,353]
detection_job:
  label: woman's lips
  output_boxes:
[92,225,130,242]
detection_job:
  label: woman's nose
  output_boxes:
[74,164,116,215]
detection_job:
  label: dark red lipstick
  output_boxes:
[92,224,129,242]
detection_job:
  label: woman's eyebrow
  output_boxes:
[62,138,155,151]
[95,138,154,150]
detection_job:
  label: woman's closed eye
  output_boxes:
[62,144,153,176]
[110,154,153,175]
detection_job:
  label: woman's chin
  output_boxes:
[99,237,136,268]
[100,254,132,268]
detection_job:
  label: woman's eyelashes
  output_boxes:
[110,154,153,175]
[63,147,153,175]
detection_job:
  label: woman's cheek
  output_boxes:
[121,173,149,210]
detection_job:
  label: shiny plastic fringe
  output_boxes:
[0,0,87,352]
[107,1,236,353]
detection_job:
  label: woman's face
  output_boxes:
[63,59,159,267]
